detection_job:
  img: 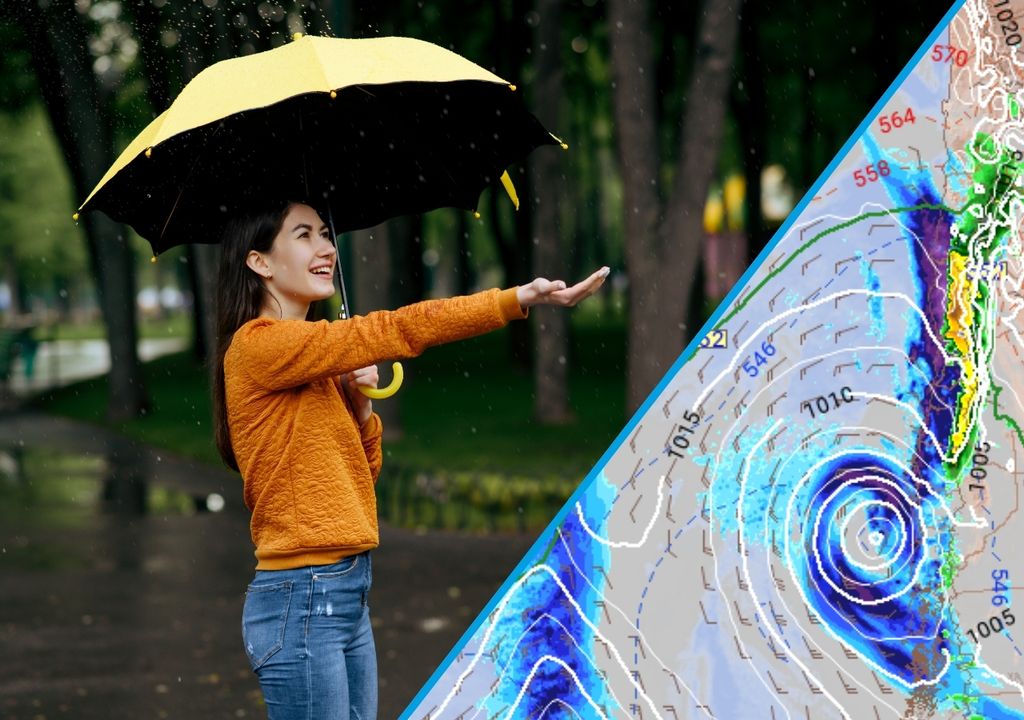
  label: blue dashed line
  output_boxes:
[838,266,849,276]
[648,571,656,582]
[881,241,892,248]
[655,557,664,567]
[984,505,993,516]
[867,247,878,255]
[717,401,726,410]
[648,458,658,466]
[823,278,835,289]
[641,587,648,599]
[789,318,799,329]
[992,536,997,548]
[727,386,736,396]
[993,551,1003,562]
[676,527,686,537]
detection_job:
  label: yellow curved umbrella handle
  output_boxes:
[358,362,404,399]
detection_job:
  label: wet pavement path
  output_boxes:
[0,413,534,719]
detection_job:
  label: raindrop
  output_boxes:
[525,10,540,26]
[571,36,589,54]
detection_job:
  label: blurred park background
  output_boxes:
[0,1,951,718]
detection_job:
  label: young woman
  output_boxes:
[211,200,608,719]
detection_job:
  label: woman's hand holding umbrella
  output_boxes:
[516,266,611,311]
[342,365,380,426]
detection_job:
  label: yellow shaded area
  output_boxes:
[704,174,746,234]
[80,36,510,210]
[704,195,724,234]
[723,175,745,231]
[944,250,977,452]
[499,170,519,210]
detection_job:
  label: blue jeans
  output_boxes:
[242,552,377,720]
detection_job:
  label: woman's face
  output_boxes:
[248,203,336,318]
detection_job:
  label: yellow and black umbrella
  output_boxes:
[77,35,560,253]
[77,34,562,398]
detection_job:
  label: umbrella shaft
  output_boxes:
[326,204,351,320]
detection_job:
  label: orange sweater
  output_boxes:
[225,287,528,569]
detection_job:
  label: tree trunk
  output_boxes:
[17,0,148,421]
[2,246,22,317]
[609,0,741,415]
[530,0,572,424]
[192,244,220,366]
[488,0,534,372]
[454,211,473,296]
[608,0,663,416]
[733,1,767,266]
[351,223,402,440]
[389,214,425,307]
[489,185,533,372]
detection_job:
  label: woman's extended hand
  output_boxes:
[516,266,610,310]
[341,365,379,426]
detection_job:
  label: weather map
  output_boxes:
[401,1,1024,718]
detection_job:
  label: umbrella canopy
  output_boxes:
[77,35,561,254]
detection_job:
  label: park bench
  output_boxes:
[0,326,38,389]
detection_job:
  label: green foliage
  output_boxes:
[0,105,90,300]
[0,18,37,114]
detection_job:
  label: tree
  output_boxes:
[530,0,573,424]
[608,0,742,415]
[10,0,148,421]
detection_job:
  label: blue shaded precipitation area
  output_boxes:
[479,471,617,718]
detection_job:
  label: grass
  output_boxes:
[31,301,629,484]
[32,313,192,342]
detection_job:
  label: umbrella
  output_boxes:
[76,34,564,397]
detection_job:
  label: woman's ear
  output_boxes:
[246,250,272,279]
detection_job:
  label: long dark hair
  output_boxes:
[213,199,293,471]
